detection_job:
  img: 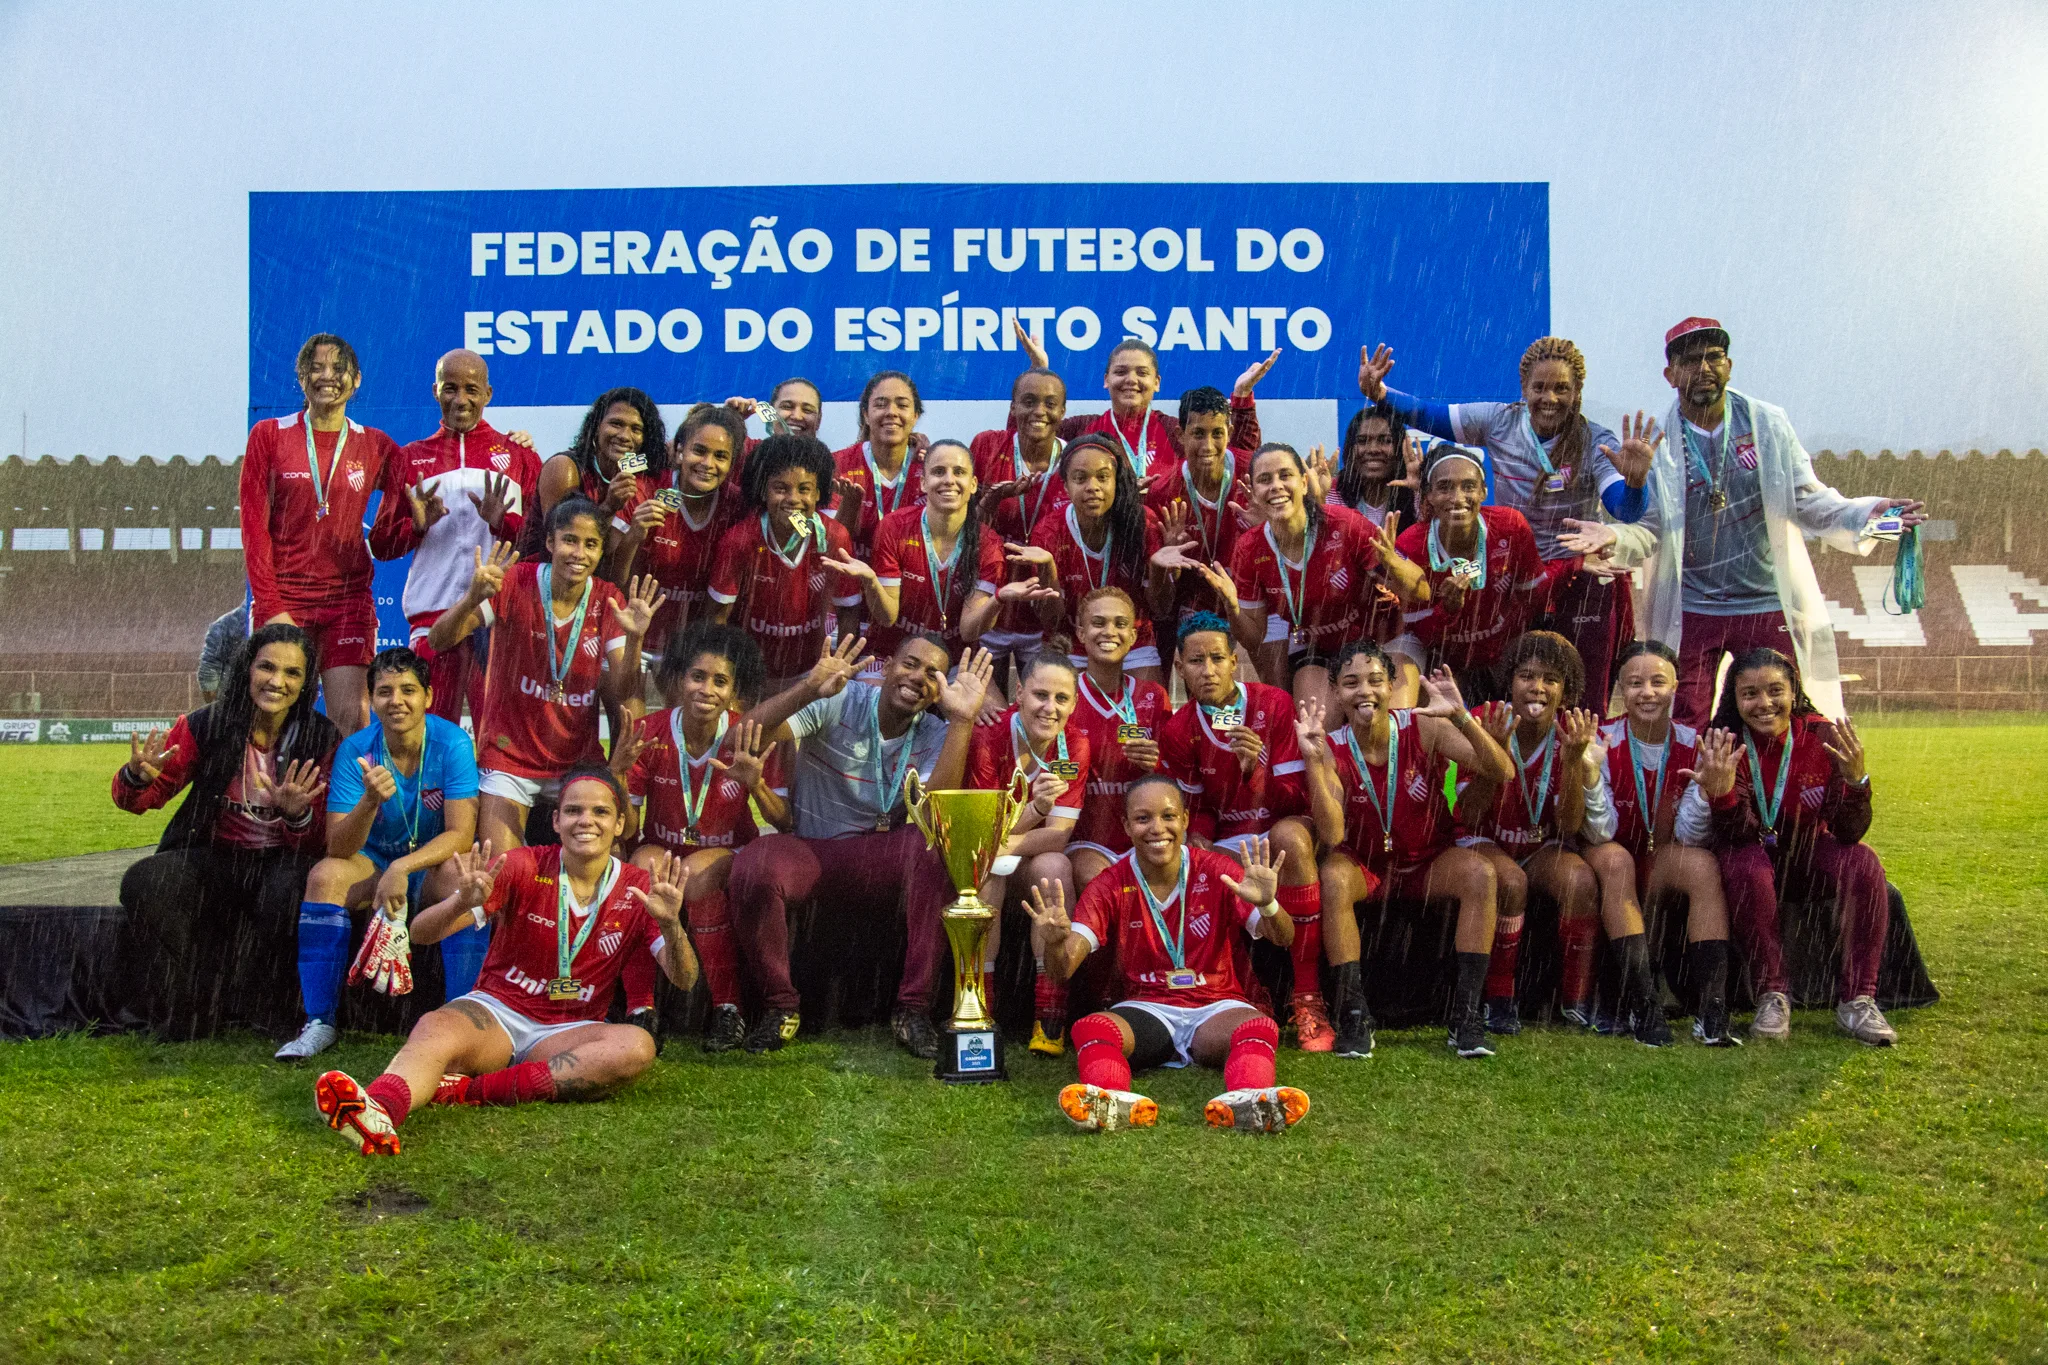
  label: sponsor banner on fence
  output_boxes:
[0,720,41,743]
[27,718,179,744]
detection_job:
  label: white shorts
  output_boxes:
[454,990,607,1063]
[478,769,562,807]
[1068,643,1160,672]
[1455,834,1563,868]
[1264,614,1291,645]
[1384,633,1429,670]
[1066,840,1124,865]
[979,630,1044,660]
[1115,996,1257,1068]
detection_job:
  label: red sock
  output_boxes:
[466,1058,556,1107]
[1033,964,1069,1029]
[1222,1015,1280,1091]
[1485,918,1524,1000]
[1559,910,1601,1006]
[366,1073,413,1128]
[1278,882,1323,1002]
[1071,1013,1132,1091]
[687,891,744,1008]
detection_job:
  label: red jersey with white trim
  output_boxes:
[1158,681,1308,841]
[627,707,780,854]
[369,420,542,620]
[832,441,924,559]
[476,562,628,780]
[1068,409,1182,495]
[1029,505,1165,652]
[964,705,1093,824]
[706,513,861,680]
[1055,395,1261,471]
[1067,672,1173,853]
[1394,505,1547,670]
[1326,711,1454,872]
[1070,846,1264,1009]
[1598,718,1699,858]
[971,429,1066,638]
[1456,723,1569,857]
[1706,713,1873,854]
[1151,450,1260,622]
[868,505,1005,663]
[1230,505,1385,653]
[239,411,404,622]
[639,487,743,655]
[475,845,661,1026]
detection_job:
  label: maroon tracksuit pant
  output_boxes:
[1720,836,1888,1001]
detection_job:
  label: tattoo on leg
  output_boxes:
[448,999,495,1031]
[547,1049,614,1102]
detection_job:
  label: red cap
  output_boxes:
[1664,316,1729,356]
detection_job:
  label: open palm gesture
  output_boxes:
[126,727,177,784]
[1358,343,1396,401]
[1221,833,1285,908]
[252,758,326,820]
[709,719,770,790]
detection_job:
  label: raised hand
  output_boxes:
[805,633,869,698]
[467,542,518,602]
[1026,767,1069,819]
[1820,715,1868,785]
[407,483,449,534]
[453,840,506,912]
[626,847,690,926]
[1416,666,1468,719]
[630,496,666,534]
[722,396,759,417]
[355,754,398,805]
[1149,539,1207,574]
[1024,876,1071,935]
[980,470,1043,507]
[708,719,769,790]
[1358,343,1396,401]
[1294,695,1329,752]
[126,727,177,784]
[1120,733,1161,773]
[1675,727,1741,799]
[1477,700,1515,747]
[253,758,326,820]
[1305,445,1334,504]
[1611,411,1662,484]
[1372,510,1405,566]
[616,574,662,639]
[1013,317,1050,370]
[1233,347,1282,397]
[468,472,514,532]
[1160,498,1191,547]
[1220,833,1285,908]
[995,577,1063,606]
[1186,559,1240,604]
[939,647,996,723]
[1004,541,1055,571]
[1557,707,1600,758]
[1881,497,1931,527]
[825,547,880,586]
[608,719,647,778]
[1227,722,1266,776]
[1556,518,1618,557]
[1391,433,1426,491]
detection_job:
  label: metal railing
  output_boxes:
[0,671,198,719]
[1840,655,2045,715]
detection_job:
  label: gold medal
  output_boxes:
[548,976,582,1001]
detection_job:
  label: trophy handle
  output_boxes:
[992,768,1030,849]
[902,767,939,849]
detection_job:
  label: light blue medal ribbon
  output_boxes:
[1509,726,1557,839]
[1111,406,1154,480]
[1085,673,1138,725]
[919,510,966,633]
[1198,682,1249,739]
[1342,716,1399,855]
[869,691,919,831]
[1627,729,1669,856]
[1264,517,1316,645]
[1682,418,1729,510]
[671,709,730,844]
[537,564,594,704]
[1427,516,1488,588]
[1013,433,1061,533]
[1188,457,1233,561]
[1743,727,1795,849]
[1066,505,1113,592]
[1517,405,1563,484]
[861,441,911,519]
[763,509,825,562]
[1010,711,1070,785]
[1134,846,1192,973]
[553,855,621,995]
[374,725,430,853]
[303,414,348,519]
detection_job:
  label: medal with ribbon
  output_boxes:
[869,691,919,832]
[1012,433,1061,533]
[1111,406,1154,481]
[1342,715,1399,856]
[537,564,593,706]
[1199,682,1249,739]
[919,510,965,634]
[1135,846,1196,987]
[671,708,730,846]
[550,854,621,1000]
[860,441,913,520]
[1065,504,1113,593]
[1627,728,1670,856]
[1187,457,1234,563]
[303,416,348,521]
[1509,725,1557,841]
[1011,711,1076,786]
[1744,726,1795,849]
[765,509,825,564]
[1518,405,1571,494]
[1265,517,1316,652]
[1085,673,1147,745]
[1683,418,1732,513]
[1427,516,1488,590]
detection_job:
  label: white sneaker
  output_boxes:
[275,1020,339,1060]
[1835,996,1897,1047]
[1750,991,1791,1041]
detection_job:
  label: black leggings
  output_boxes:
[1110,1004,1179,1071]
[116,845,318,1040]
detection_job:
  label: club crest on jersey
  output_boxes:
[809,571,829,593]
[1407,770,1431,800]
[1801,784,1827,809]
[1329,566,1350,592]
[423,788,444,811]
[581,633,601,658]
[491,450,511,472]
[1735,439,1759,471]
[1189,910,1212,939]
[719,778,745,801]
[598,929,624,956]
[347,464,366,492]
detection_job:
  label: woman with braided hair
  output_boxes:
[529,386,670,573]
[1359,336,1660,714]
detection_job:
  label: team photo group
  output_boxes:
[110,311,1929,1157]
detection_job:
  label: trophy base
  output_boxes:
[935,1022,1007,1084]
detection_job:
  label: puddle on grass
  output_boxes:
[333,1179,430,1220]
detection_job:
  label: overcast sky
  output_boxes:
[3,0,2044,460]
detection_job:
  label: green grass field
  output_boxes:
[0,744,170,864]
[2,724,2045,1362]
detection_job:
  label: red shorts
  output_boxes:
[1341,848,1456,906]
[278,596,378,671]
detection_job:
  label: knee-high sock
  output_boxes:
[466,1058,557,1107]
[1688,939,1730,1023]
[1451,951,1490,1029]
[1484,918,1524,1001]
[1559,910,1601,1007]
[438,922,490,999]
[366,1073,413,1127]
[1033,960,1069,1028]
[1613,931,1656,1011]
[1071,1014,1132,1091]
[686,891,743,1008]
[1222,1015,1280,1091]
[1278,882,1323,1000]
[296,902,351,1024]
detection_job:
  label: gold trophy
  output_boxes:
[903,768,1028,1083]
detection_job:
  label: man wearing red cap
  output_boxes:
[1561,318,1925,725]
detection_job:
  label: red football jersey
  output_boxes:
[1230,504,1386,654]
[832,441,925,559]
[1070,846,1266,1008]
[970,429,1067,639]
[964,705,1092,823]
[1151,451,1260,622]
[867,505,1005,663]
[1068,408,1182,495]
[1598,718,1699,859]
[367,419,543,620]
[1457,722,1571,858]
[706,513,861,680]
[1708,713,1871,853]
[1158,681,1308,841]
[1326,711,1455,872]
[627,707,782,854]
[239,411,404,621]
[1067,672,1174,853]
[639,487,743,655]
[1394,505,1547,670]
[1029,504,1164,651]
[474,845,661,1025]
[476,562,628,780]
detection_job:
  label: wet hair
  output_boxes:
[196,623,332,822]
[658,621,767,707]
[1176,610,1232,655]
[771,376,822,406]
[558,763,627,809]
[1617,639,1680,673]
[1016,651,1080,687]
[855,370,924,441]
[1331,639,1395,682]
[740,433,837,512]
[295,333,360,379]
[566,386,669,481]
[1176,385,1230,429]
[1337,402,1420,526]
[1502,629,1585,707]
[547,495,606,539]
[1517,337,1590,496]
[1105,337,1159,375]
[920,439,989,629]
[1058,434,1147,585]
[1011,366,1067,403]
[1076,585,1137,619]
[672,402,747,466]
[1123,772,1185,813]
[367,646,431,692]
[1710,647,1819,735]
[1251,441,1323,544]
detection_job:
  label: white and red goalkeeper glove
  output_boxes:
[347,906,414,996]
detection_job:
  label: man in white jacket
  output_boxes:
[1562,318,1925,725]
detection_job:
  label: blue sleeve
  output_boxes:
[329,730,368,811]
[1601,480,1648,522]
[1380,388,1458,442]
[429,717,480,799]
